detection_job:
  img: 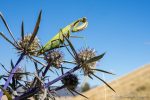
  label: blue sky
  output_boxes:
[0,0,150,87]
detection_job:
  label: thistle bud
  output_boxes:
[62,74,79,90]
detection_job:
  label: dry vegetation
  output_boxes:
[69,64,150,100]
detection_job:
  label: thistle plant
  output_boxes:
[0,10,115,100]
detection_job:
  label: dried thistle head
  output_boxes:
[13,68,24,80]
[77,48,96,75]
[62,74,79,90]
[0,11,41,57]
[44,49,63,68]
[16,34,40,56]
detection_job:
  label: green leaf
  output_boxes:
[0,86,12,100]
[85,53,105,64]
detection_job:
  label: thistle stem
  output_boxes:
[45,66,80,87]
[0,53,25,99]
[14,66,80,100]
[42,63,51,76]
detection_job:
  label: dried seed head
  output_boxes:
[62,74,79,90]
[77,48,96,75]
[44,50,63,68]
[13,68,24,80]
[17,34,39,56]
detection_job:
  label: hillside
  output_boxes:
[72,64,150,100]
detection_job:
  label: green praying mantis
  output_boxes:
[38,17,88,55]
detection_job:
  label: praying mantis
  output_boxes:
[38,17,88,55]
